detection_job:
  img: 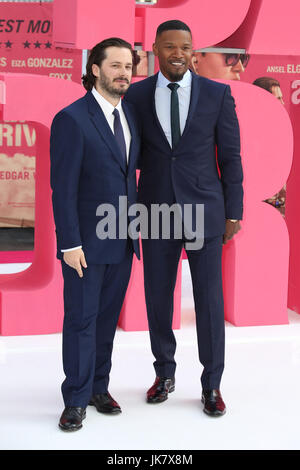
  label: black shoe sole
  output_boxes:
[201,396,226,417]
[88,401,122,414]
[203,408,226,417]
[58,413,86,431]
[58,423,83,431]
[146,385,175,404]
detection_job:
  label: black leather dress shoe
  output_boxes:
[147,377,175,403]
[201,389,226,417]
[89,392,121,414]
[59,407,86,431]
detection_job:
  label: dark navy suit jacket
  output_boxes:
[50,91,140,264]
[124,71,243,238]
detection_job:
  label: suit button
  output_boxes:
[172,157,176,161]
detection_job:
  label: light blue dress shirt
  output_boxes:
[155,69,192,148]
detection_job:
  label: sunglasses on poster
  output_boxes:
[223,53,250,68]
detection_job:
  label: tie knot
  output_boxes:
[168,83,180,92]
[113,108,120,118]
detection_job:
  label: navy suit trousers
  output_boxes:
[60,242,133,408]
[142,236,225,390]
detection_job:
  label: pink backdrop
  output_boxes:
[0,0,297,334]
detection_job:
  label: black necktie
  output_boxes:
[113,108,127,166]
[167,82,181,148]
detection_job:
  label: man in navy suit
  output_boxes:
[125,20,243,416]
[50,38,140,431]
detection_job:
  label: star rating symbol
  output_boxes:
[0,39,54,50]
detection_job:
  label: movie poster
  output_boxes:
[191,50,300,217]
[0,121,35,228]
[0,2,82,82]
[0,2,82,232]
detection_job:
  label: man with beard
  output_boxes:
[50,38,140,431]
[124,21,243,416]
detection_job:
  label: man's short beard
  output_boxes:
[99,74,129,98]
[167,71,185,82]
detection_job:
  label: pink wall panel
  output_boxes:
[140,0,251,51]
[0,73,84,335]
[223,80,293,325]
[53,0,135,49]
[119,240,182,331]
[3,74,85,127]
[216,0,263,50]
[286,99,300,314]
[53,0,251,51]
[0,73,183,335]
[249,0,300,55]
[1,0,296,334]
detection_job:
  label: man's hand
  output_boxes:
[63,248,87,278]
[223,220,241,245]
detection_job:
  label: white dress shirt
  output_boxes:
[155,69,192,148]
[62,87,131,253]
[91,86,131,161]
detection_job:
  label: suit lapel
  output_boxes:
[86,91,127,174]
[150,73,172,150]
[122,100,138,173]
[179,71,201,143]
[150,71,202,150]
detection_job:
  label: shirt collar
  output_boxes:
[92,87,122,115]
[156,69,192,88]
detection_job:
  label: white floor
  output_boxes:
[1,261,300,451]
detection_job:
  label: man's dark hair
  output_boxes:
[156,20,192,39]
[253,76,280,94]
[82,37,133,91]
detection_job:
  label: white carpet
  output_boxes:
[0,261,299,450]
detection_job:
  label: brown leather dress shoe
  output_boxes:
[89,392,121,414]
[201,389,226,417]
[147,377,175,403]
[59,407,86,431]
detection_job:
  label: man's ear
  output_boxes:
[152,42,158,57]
[190,54,198,74]
[92,63,100,78]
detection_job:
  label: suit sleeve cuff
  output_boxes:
[61,245,82,252]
